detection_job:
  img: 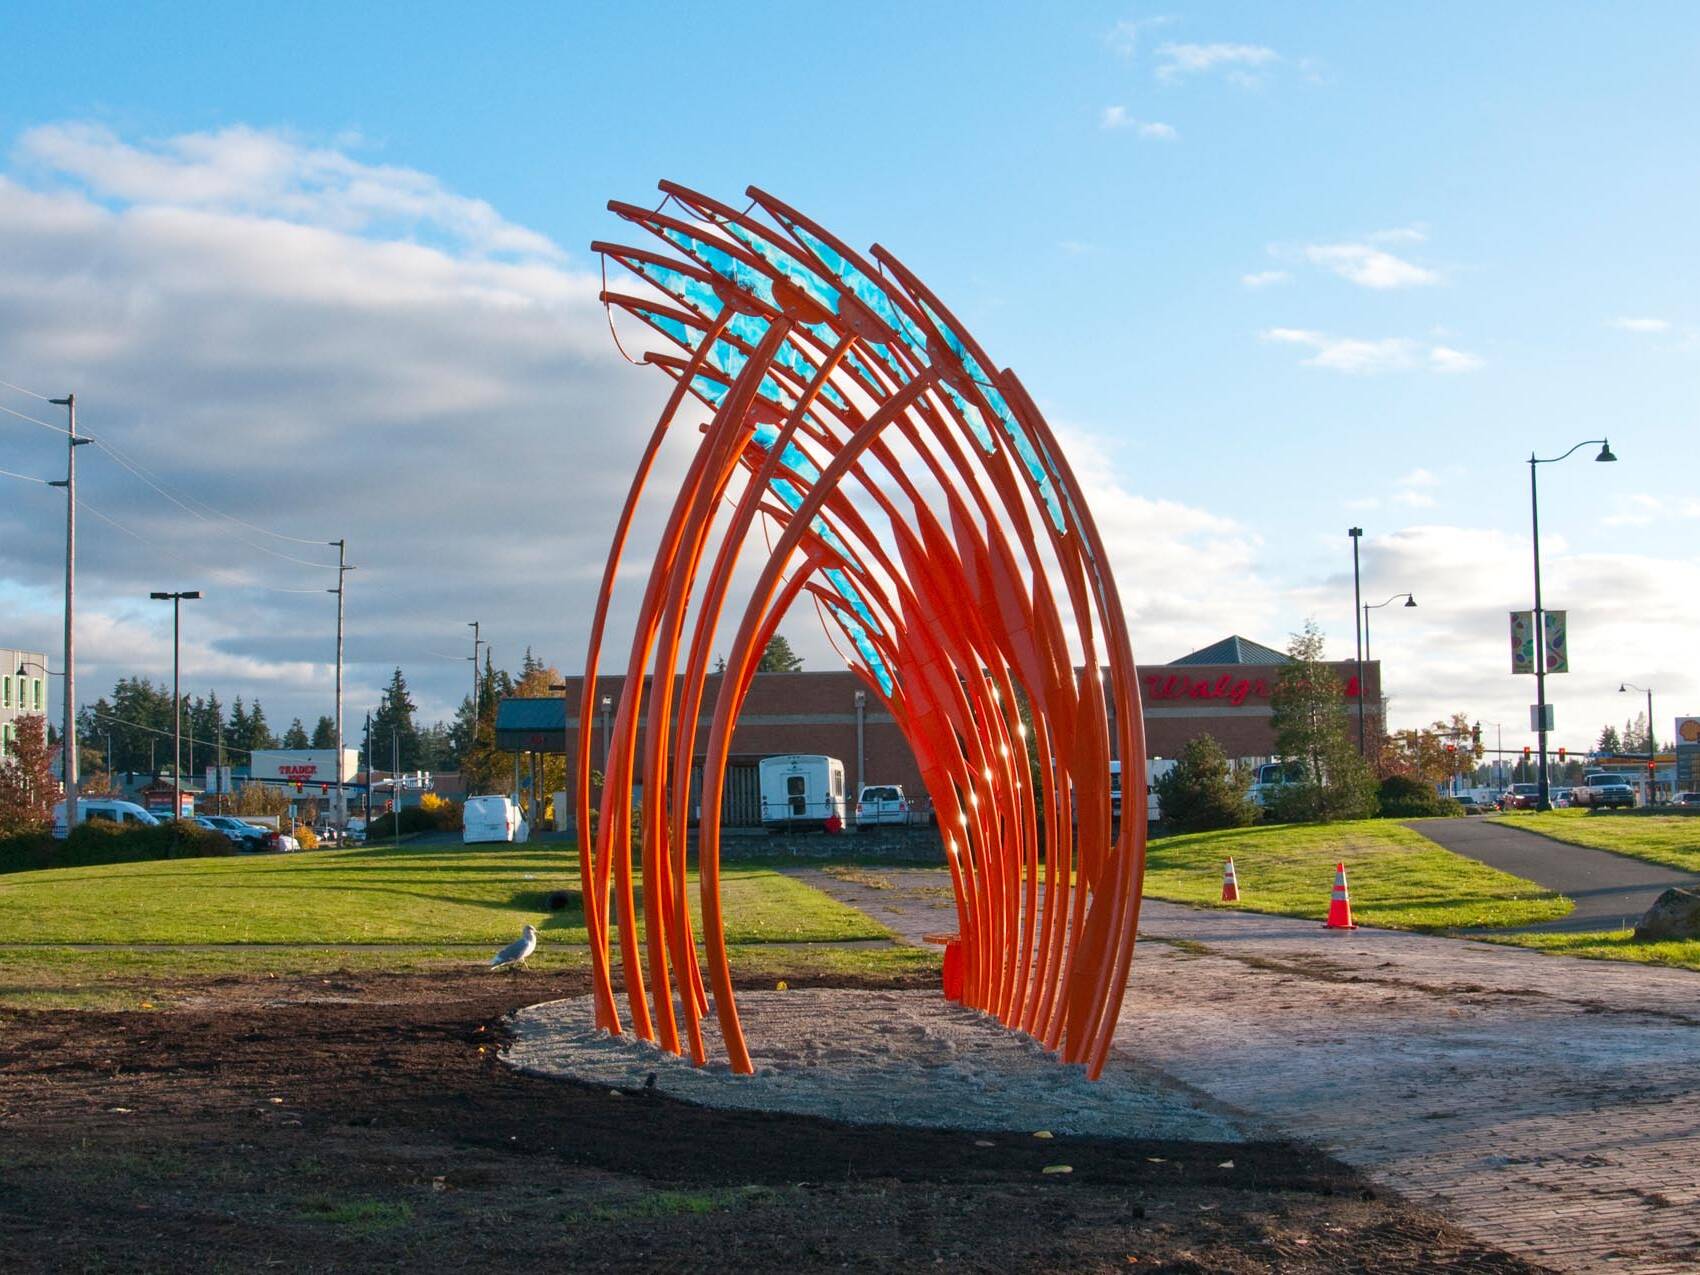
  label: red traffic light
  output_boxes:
[1523,746,1531,758]
[1446,743,1456,754]
[1558,747,1567,761]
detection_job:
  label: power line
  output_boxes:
[0,376,52,401]
[0,465,52,485]
[81,707,261,760]
[91,439,337,569]
[76,498,332,595]
[0,400,71,435]
[92,435,337,550]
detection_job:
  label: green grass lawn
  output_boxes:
[0,843,887,946]
[1492,809,1700,873]
[1479,927,1700,973]
[1143,819,1571,930]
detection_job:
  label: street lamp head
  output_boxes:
[1619,683,1628,693]
[1403,594,1417,607]
[1348,526,1363,538]
[149,591,170,600]
[182,591,201,600]
[1596,441,1617,463]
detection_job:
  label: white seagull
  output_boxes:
[490,924,538,972]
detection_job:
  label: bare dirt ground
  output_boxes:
[0,966,1546,1273]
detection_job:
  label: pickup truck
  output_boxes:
[1571,772,1636,809]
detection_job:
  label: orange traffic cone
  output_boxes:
[1221,858,1241,902]
[1323,861,1357,929]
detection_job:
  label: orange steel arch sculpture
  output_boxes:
[578,182,1148,1080]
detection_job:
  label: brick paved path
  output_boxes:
[795,869,1700,1273]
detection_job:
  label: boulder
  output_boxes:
[1633,887,1700,942]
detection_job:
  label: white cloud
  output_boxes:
[1100,107,1177,140]
[1368,225,1428,245]
[1241,269,1290,288]
[1393,490,1437,509]
[1106,15,1172,58]
[1261,328,1484,375]
[0,123,659,727]
[1609,316,1670,333]
[1303,241,1439,289]
[1157,41,1279,81]
[15,122,560,260]
[1428,345,1485,373]
[1058,239,1096,256]
[1601,493,1664,528]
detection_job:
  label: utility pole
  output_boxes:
[363,710,373,828]
[468,620,483,722]
[149,591,202,831]
[330,540,353,829]
[48,394,90,831]
[1348,527,1365,755]
[392,731,401,849]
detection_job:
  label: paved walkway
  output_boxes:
[1409,817,1700,932]
[795,867,1700,1273]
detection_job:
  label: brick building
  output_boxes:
[507,635,1379,830]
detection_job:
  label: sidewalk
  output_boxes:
[796,867,1700,1273]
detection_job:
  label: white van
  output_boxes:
[463,794,529,845]
[759,755,847,829]
[1109,759,1173,824]
[51,798,161,839]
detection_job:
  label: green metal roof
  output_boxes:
[1168,635,1292,667]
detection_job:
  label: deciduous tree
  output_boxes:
[0,715,58,836]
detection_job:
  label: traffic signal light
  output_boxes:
[1558,747,1567,762]
[1446,743,1456,754]
[1523,745,1531,758]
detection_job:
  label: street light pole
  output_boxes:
[330,540,353,829]
[1362,593,1416,664]
[1349,528,1365,754]
[149,590,202,825]
[1620,681,1656,801]
[48,393,90,831]
[468,621,483,722]
[1528,439,1616,811]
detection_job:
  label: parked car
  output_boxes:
[1453,794,1492,815]
[345,816,367,844]
[854,784,910,827]
[1550,788,1573,808]
[1673,792,1700,808]
[265,829,300,852]
[1572,772,1637,809]
[1500,783,1542,810]
[195,815,270,851]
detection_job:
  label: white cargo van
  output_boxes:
[759,755,847,829]
[1109,759,1174,823]
[463,795,529,844]
[51,799,161,839]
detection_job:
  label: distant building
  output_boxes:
[1,645,51,760]
[507,636,1379,831]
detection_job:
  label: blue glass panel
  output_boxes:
[784,223,929,354]
[830,604,895,696]
[655,225,778,309]
[635,308,700,350]
[627,259,725,318]
[940,382,996,453]
[826,567,883,637]
[721,221,841,314]
[690,375,728,407]
[752,424,821,482]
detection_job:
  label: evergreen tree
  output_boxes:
[369,668,422,771]
[1153,734,1257,832]
[226,697,250,757]
[456,651,513,793]
[311,715,337,748]
[245,701,276,752]
[757,633,804,672]
[1596,724,1623,754]
[1268,620,1377,823]
[282,718,310,749]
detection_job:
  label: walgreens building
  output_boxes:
[525,635,1378,828]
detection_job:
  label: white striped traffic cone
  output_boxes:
[1323,861,1357,929]
[1221,858,1241,902]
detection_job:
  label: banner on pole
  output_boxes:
[1510,611,1535,674]
[1543,610,1568,673]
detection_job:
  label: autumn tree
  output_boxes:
[0,715,58,837]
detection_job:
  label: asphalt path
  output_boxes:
[1407,816,1699,932]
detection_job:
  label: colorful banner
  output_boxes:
[1543,610,1568,673]
[1510,611,1535,674]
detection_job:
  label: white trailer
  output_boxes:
[758,754,848,829]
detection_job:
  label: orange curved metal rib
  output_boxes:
[582,182,1148,1081]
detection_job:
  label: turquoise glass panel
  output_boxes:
[721,220,841,314]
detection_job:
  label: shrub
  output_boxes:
[1153,735,1257,833]
[0,818,236,873]
[292,825,320,850]
[365,806,438,840]
[419,792,463,831]
[1375,775,1458,819]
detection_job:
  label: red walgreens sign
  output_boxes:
[1142,672,1362,705]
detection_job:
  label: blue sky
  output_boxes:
[2,3,1695,751]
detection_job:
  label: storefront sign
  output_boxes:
[1141,672,1363,705]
